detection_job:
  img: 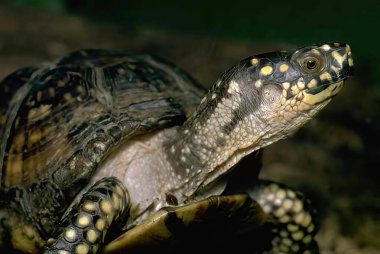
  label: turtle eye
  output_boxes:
[299,54,325,74]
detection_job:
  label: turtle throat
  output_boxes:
[165,80,264,201]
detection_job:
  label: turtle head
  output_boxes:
[220,42,354,147]
[170,43,353,196]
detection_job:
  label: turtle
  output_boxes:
[0,42,353,254]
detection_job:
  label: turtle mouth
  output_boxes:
[301,81,344,106]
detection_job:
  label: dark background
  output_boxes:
[1,0,379,253]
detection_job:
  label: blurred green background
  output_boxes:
[5,0,380,87]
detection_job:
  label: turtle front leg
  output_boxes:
[246,180,320,254]
[43,177,129,254]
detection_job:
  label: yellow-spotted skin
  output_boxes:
[0,43,352,253]
[43,177,128,254]
[248,181,319,254]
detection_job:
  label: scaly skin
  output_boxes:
[0,43,353,253]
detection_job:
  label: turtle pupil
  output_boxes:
[306,59,317,69]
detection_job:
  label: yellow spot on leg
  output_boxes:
[64,228,77,242]
[301,213,312,227]
[282,199,293,210]
[115,185,124,196]
[82,202,96,212]
[86,229,99,243]
[95,219,105,231]
[76,243,89,254]
[302,235,312,244]
[76,214,91,228]
[291,231,304,241]
[100,200,114,224]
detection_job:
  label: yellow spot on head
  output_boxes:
[260,66,273,76]
[297,80,305,90]
[251,58,259,65]
[331,51,345,67]
[321,44,331,51]
[279,64,289,72]
[58,250,70,254]
[291,85,300,96]
[307,79,318,89]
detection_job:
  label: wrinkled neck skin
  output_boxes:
[163,64,308,203]
[126,61,336,226]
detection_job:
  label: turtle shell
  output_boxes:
[0,49,205,198]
